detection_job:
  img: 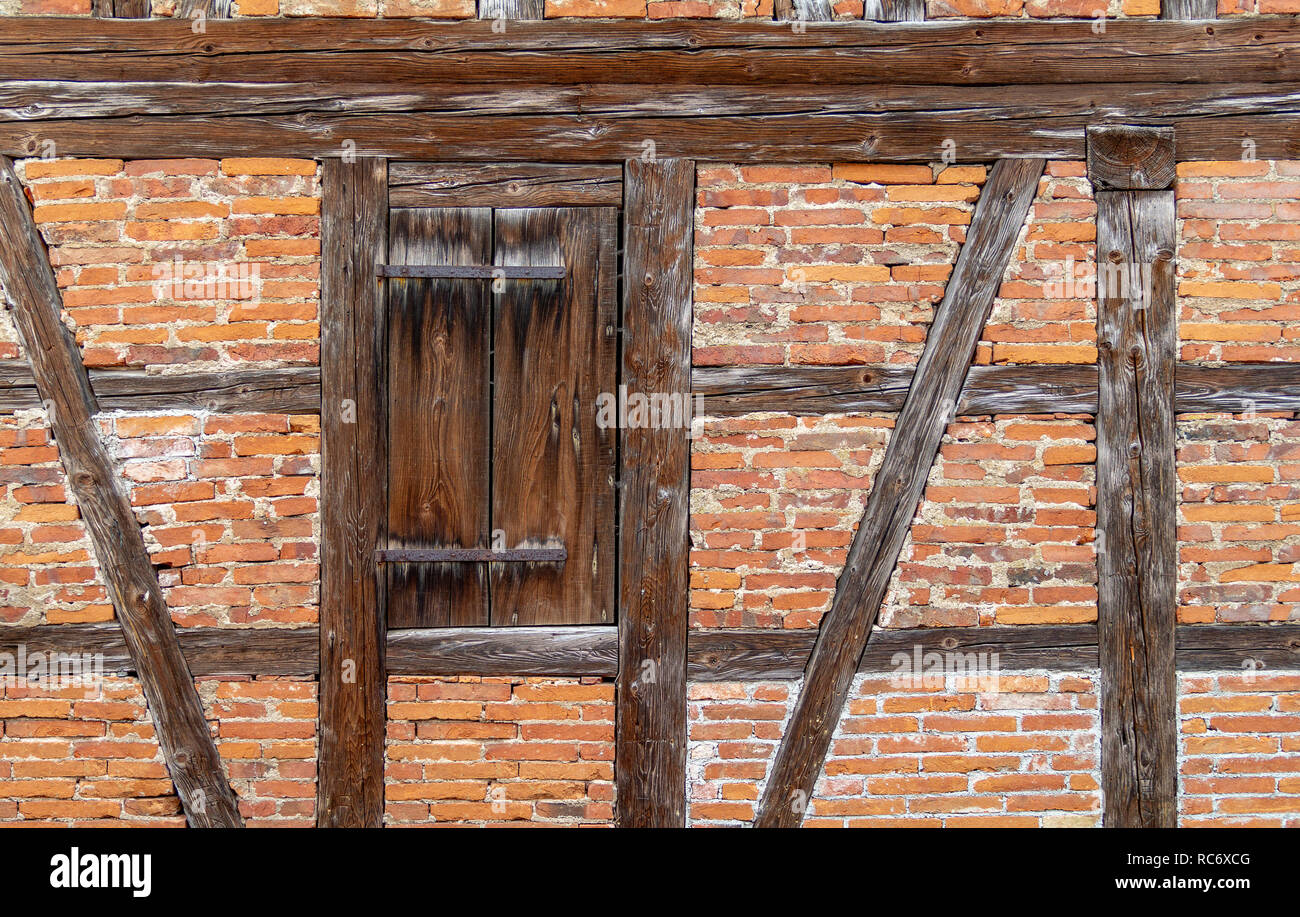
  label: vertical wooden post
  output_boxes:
[776,0,834,19]
[319,157,388,828]
[477,0,543,18]
[1089,125,1178,828]
[1160,0,1215,19]
[616,158,694,827]
[864,0,924,21]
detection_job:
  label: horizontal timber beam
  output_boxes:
[387,626,618,676]
[0,624,318,676]
[0,23,1298,162]
[0,362,1291,419]
[0,19,1288,72]
[4,622,1295,679]
[0,362,319,413]
[693,363,1300,416]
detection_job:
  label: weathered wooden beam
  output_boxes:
[1161,0,1215,20]
[0,156,242,828]
[113,0,151,16]
[1,19,1290,81]
[0,624,318,676]
[693,363,1098,416]
[616,158,694,829]
[6,622,1294,680]
[1092,128,1178,829]
[1088,124,1177,191]
[0,359,1290,421]
[1176,625,1300,672]
[388,162,621,208]
[777,0,834,20]
[7,109,1300,164]
[387,627,619,677]
[318,156,387,829]
[0,364,319,414]
[864,0,924,21]
[693,362,1300,417]
[689,626,1101,681]
[754,157,1045,829]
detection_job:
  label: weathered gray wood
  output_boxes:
[864,0,924,21]
[1094,187,1178,830]
[389,163,622,208]
[318,156,387,829]
[5,622,1292,681]
[694,361,1300,417]
[754,158,1045,829]
[0,363,321,413]
[1161,0,1215,19]
[387,626,618,676]
[9,105,1300,164]
[0,359,1292,421]
[1176,364,1300,414]
[0,624,317,676]
[113,0,150,15]
[0,156,241,829]
[477,0,543,18]
[3,19,1290,83]
[1088,125,1176,191]
[776,0,834,20]
[617,158,694,829]
[689,625,1101,681]
[1176,625,1300,672]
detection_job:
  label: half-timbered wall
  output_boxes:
[2,8,1300,829]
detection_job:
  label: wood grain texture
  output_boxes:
[2,20,1291,82]
[0,363,320,413]
[864,0,924,21]
[754,158,1045,829]
[1176,624,1300,672]
[776,0,834,20]
[1094,188,1178,829]
[113,0,150,15]
[385,207,491,629]
[490,207,617,626]
[318,156,387,828]
[387,626,618,676]
[616,158,694,828]
[689,625,1101,681]
[0,625,317,676]
[1088,125,1177,191]
[0,156,241,828]
[1161,0,1216,19]
[389,163,621,208]
[478,0,543,18]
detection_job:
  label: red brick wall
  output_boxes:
[0,675,314,826]
[688,673,1101,826]
[1180,673,1300,827]
[385,676,614,825]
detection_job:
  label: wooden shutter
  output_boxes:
[491,208,618,625]
[386,208,492,628]
[385,205,618,627]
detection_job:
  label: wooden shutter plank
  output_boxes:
[319,156,388,828]
[0,156,242,828]
[754,157,1045,828]
[490,207,617,626]
[386,207,492,629]
[1095,187,1178,829]
[616,158,694,827]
